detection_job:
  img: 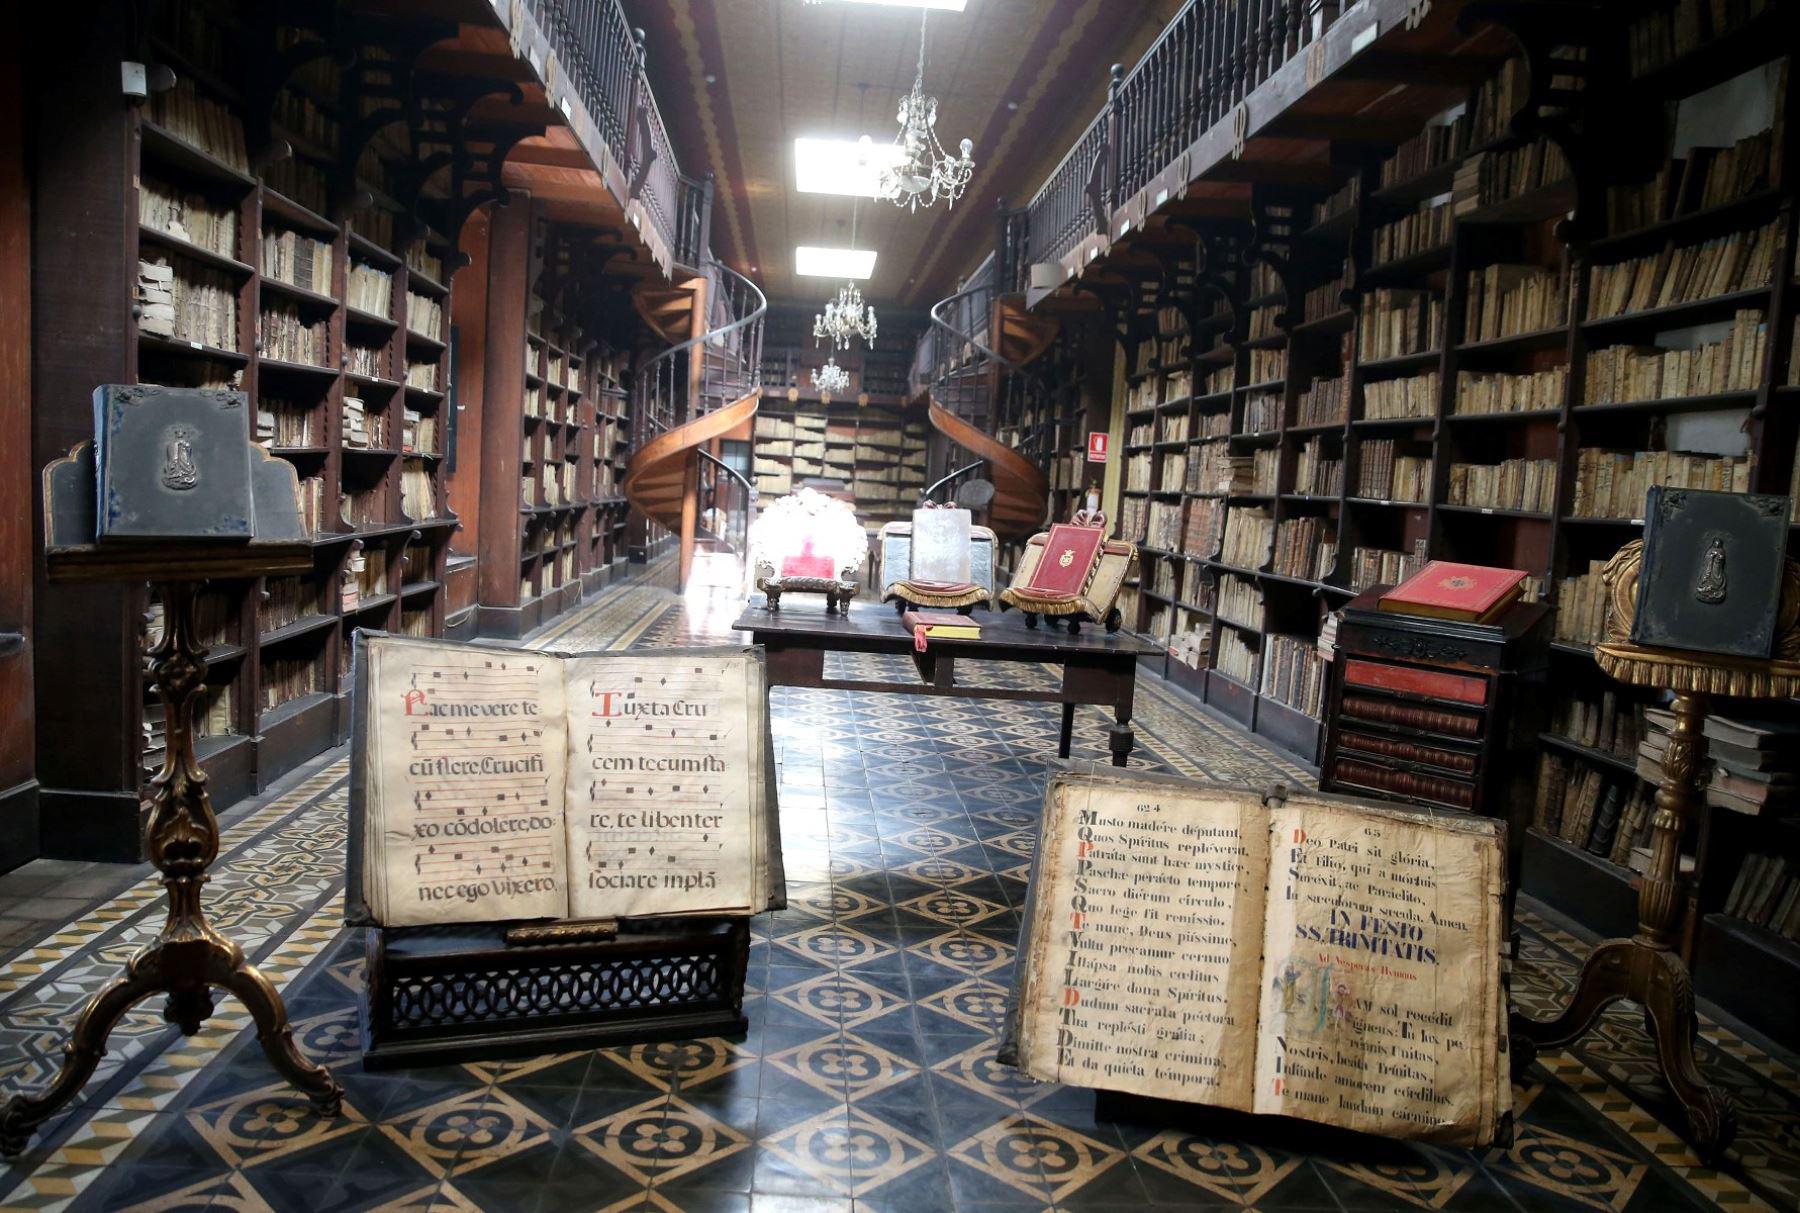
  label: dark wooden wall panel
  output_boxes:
[0,45,38,870]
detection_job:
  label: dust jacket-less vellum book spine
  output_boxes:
[1002,770,1510,1147]
[345,633,784,929]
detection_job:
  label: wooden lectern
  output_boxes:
[1512,537,1800,1164]
[1,391,342,1156]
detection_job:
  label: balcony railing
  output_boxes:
[524,0,687,264]
[1024,0,1344,274]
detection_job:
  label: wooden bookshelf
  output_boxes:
[750,400,931,532]
[1073,11,1799,1041]
[30,6,474,855]
[1107,34,1798,787]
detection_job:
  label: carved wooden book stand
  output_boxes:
[1511,539,1800,1164]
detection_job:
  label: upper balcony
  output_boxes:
[1005,0,1584,304]
[476,0,710,273]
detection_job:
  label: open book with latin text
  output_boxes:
[346,633,782,928]
[1002,770,1509,1146]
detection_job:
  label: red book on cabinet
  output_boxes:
[1378,560,1527,624]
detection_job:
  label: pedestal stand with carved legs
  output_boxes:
[0,581,342,1157]
[1510,690,1733,1162]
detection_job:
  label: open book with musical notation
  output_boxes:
[346,633,782,928]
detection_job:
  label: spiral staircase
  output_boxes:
[915,258,1059,538]
[623,260,767,587]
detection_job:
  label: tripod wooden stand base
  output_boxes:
[0,573,342,1158]
[1510,693,1734,1162]
[1511,540,1800,1166]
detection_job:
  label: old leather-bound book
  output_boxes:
[1631,486,1789,658]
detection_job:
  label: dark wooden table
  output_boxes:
[733,601,1163,766]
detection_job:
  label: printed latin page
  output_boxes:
[361,635,568,927]
[1014,774,1270,1109]
[1252,798,1504,1146]
[561,651,762,919]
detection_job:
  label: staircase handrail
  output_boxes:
[633,258,767,443]
[923,460,987,504]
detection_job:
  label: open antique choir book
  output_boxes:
[346,634,783,928]
[1003,771,1510,1146]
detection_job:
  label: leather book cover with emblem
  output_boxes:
[1377,561,1526,624]
[1023,523,1106,597]
[1632,487,1788,658]
[93,384,255,542]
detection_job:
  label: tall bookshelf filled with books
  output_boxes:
[1095,8,1799,1044]
[32,5,467,853]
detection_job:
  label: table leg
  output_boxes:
[1109,666,1137,768]
[1058,703,1075,758]
[1108,705,1134,767]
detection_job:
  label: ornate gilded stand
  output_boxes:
[1511,540,1800,1165]
[0,560,343,1157]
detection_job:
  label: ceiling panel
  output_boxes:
[625,0,1181,309]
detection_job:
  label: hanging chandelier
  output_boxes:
[873,10,974,211]
[812,357,851,396]
[814,282,877,350]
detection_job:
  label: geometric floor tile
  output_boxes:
[0,566,1792,1213]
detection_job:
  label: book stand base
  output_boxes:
[361,919,750,1069]
[0,578,343,1157]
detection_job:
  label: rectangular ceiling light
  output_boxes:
[819,0,967,9]
[796,246,878,280]
[794,137,905,197]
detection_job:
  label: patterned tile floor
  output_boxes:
[0,556,1797,1213]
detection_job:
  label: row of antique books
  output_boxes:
[142,682,236,769]
[1533,755,1655,867]
[1260,635,1328,718]
[402,463,437,519]
[1358,290,1442,362]
[347,262,395,316]
[406,290,444,341]
[140,179,237,257]
[1551,691,1642,762]
[1270,517,1335,581]
[1455,367,1566,415]
[1625,0,1773,79]
[259,303,329,366]
[1465,264,1566,342]
[1725,855,1800,941]
[1640,708,1800,817]
[1371,201,1451,267]
[1217,574,1263,630]
[1220,507,1274,571]
[1553,560,1609,646]
[262,574,325,632]
[1365,372,1437,421]
[1569,449,1750,518]
[1452,137,1570,215]
[1350,542,1428,593]
[138,257,237,349]
[262,228,334,295]
[1215,627,1260,690]
[150,78,249,172]
[1587,220,1779,320]
[1446,458,1556,512]
[1356,439,1429,502]
[1605,129,1779,236]
[261,652,324,713]
[1293,438,1343,496]
[1584,309,1767,402]
[257,400,316,447]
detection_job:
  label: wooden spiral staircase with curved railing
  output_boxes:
[915,258,1060,538]
[623,260,766,587]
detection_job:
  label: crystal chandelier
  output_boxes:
[812,357,851,396]
[873,11,974,211]
[814,282,877,350]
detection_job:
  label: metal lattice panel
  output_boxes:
[387,951,727,1030]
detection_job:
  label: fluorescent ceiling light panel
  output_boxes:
[796,246,877,279]
[794,137,905,197]
[817,0,967,9]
